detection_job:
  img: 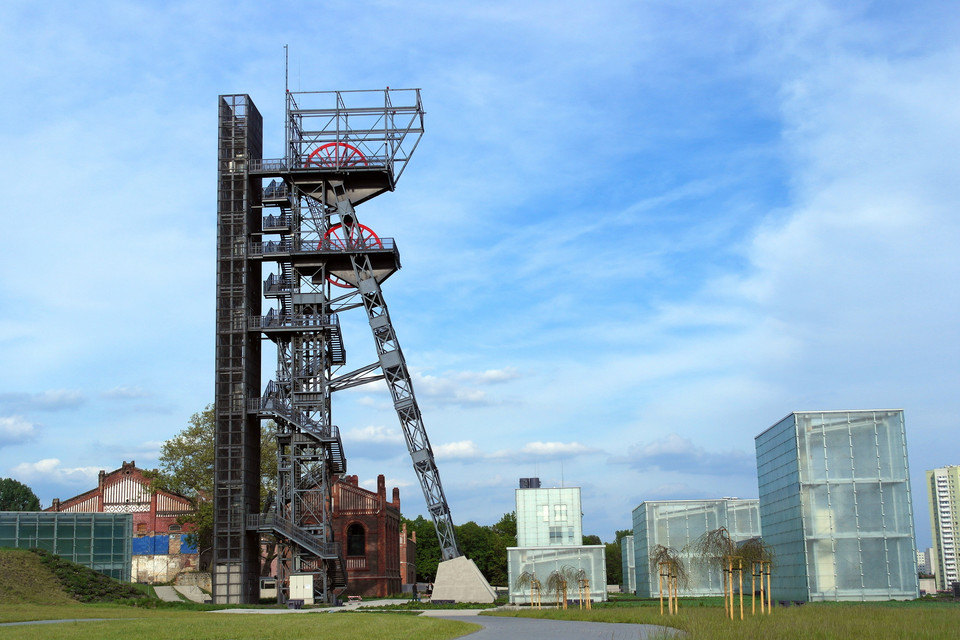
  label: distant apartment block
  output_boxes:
[927,465,960,590]
[756,410,919,601]
[631,498,760,597]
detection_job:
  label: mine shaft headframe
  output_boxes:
[285,88,425,183]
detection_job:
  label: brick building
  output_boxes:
[332,474,416,597]
[46,461,198,583]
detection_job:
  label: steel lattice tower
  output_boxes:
[214,89,459,605]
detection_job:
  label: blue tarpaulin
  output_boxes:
[132,535,169,555]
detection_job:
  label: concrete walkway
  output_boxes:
[428,612,680,640]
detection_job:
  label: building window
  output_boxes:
[169,524,182,532]
[549,527,563,544]
[347,523,366,557]
[554,504,568,522]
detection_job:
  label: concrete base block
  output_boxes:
[430,556,497,603]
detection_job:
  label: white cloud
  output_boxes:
[0,390,84,412]
[613,434,756,477]
[519,441,594,457]
[433,440,485,461]
[358,476,414,492]
[454,368,522,385]
[344,425,404,444]
[434,439,600,463]
[0,416,38,446]
[101,386,152,400]
[10,458,101,486]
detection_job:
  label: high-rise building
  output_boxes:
[756,410,919,601]
[927,465,960,590]
[631,498,760,597]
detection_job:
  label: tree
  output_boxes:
[402,511,517,585]
[492,511,516,542]
[148,404,277,570]
[0,477,41,511]
[690,527,742,620]
[582,534,602,545]
[404,514,441,581]
[605,540,622,587]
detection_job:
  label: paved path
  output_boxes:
[430,613,679,639]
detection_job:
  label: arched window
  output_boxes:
[347,523,366,557]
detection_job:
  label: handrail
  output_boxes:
[250,312,334,330]
[250,155,391,172]
[252,393,341,443]
[247,512,341,558]
[263,214,292,230]
[250,237,397,257]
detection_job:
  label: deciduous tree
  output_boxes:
[148,404,277,571]
[0,477,41,511]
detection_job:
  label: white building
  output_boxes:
[631,498,760,597]
[507,482,606,604]
[756,410,919,601]
[927,465,960,590]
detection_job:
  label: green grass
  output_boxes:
[487,599,960,639]
[0,549,75,606]
[0,608,478,640]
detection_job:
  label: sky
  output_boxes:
[1,1,958,550]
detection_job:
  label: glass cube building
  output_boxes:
[755,410,919,601]
[507,545,607,604]
[0,512,133,581]
[508,486,606,603]
[620,534,636,593]
[631,498,760,596]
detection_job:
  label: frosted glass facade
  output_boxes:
[507,546,607,604]
[620,535,636,593]
[515,488,582,547]
[756,410,919,601]
[632,499,760,597]
[0,512,133,581]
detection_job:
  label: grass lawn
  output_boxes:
[0,606,478,640]
[487,598,960,639]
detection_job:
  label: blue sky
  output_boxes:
[1,1,958,550]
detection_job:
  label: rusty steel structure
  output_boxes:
[214,88,459,604]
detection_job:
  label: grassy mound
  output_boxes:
[0,548,149,604]
[0,548,75,605]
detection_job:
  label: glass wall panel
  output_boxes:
[859,538,887,587]
[857,484,884,531]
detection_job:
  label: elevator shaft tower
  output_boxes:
[214,89,458,604]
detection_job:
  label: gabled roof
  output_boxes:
[45,460,193,514]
